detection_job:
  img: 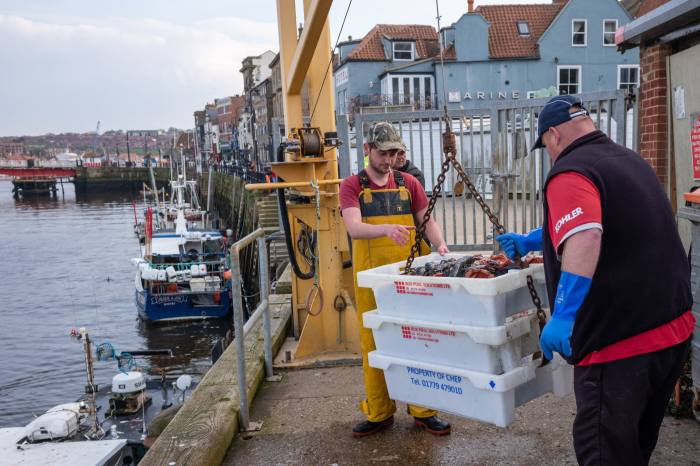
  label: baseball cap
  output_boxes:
[531,95,589,151]
[368,122,407,152]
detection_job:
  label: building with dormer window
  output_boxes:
[333,0,640,115]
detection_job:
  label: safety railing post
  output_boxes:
[229,242,249,430]
[257,236,273,378]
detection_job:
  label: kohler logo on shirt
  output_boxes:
[555,207,584,233]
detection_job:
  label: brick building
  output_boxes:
[214,95,246,146]
[0,142,26,157]
[617,0,700,248]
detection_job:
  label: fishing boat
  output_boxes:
[131,152,231,322]
[133,150,208,242]
[133,205,231,321]
[1,329,196,465]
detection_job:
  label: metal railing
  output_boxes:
[350,89,636,251]
[229,228,272,431]
[347,93,439,113]
[213,163,268,184]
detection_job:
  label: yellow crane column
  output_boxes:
[246,0,359,361]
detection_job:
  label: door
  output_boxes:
[670,43,700,249]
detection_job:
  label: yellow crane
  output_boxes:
[246,0,360,361]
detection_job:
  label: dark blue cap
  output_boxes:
[531,95,588,151]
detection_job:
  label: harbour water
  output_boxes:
[0,179,230,427]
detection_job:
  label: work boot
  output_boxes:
[351,416,394,438]
[414,415,451,435]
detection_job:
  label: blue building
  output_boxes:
[334,0,640,115]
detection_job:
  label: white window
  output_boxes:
[557,66,582,95]
[526,91,536,99]
[517,21,530,36]
[393,42,414,61]
[618,65,640,92]
[572,19,587,47]
[603,19,617,46]
[383,74,434,109]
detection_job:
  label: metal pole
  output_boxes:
[229,246,249,430]
[257,236,273,378]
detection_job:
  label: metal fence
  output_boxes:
[344,89,636,251]
[229,228,273,431]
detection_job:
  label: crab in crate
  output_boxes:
[406,253,543,278]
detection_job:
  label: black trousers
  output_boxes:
[572,339,689,466]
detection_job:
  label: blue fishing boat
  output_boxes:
[133,232,231,321]
[132,176,231,322]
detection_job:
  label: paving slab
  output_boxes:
[224,365,700,466]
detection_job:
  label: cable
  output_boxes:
[309,0,353,124]
[276,144,315,280]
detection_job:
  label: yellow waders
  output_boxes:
[352,170,435,422]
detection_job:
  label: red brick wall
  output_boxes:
[638,42,672,185]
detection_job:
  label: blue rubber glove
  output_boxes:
[540,271,592,360]
[496,227,543,260]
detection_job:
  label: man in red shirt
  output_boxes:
[340,122,450,438]
[498,96,694,465]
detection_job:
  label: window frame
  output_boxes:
[617,64,640,92]
[557,65,582,95]
[392,41,414,61]
[603,19,618,47]
[517,21,530,36]
[384,73,434,108]
[571,19,587,47]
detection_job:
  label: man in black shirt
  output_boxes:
[393,149,425,187]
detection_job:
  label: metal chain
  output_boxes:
[526,275,545,329]
[404,155,452,272]
[404,108,546,332]
[444,147,506,236]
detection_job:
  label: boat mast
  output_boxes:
[81,328,101,437]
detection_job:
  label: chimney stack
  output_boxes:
[468,0,474,13]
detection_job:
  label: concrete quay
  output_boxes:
[139,293,292,466]
[223,365,700,465]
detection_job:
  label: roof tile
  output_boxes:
[475,3,565,59]
[346,24,439,62]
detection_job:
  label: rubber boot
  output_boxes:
[352,416,394,438]
[414,415,451,435]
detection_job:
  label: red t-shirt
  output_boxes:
[339,170,428,214]
[546,171,695,366]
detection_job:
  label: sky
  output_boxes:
[0,0,550,136]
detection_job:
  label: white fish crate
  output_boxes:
[368,351,572,428]
[357,253,548,327]
[363,309,541,374]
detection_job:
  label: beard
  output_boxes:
[368,154,392,174]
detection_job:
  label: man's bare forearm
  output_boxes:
[561,229,602,278]
[346,221,386,239]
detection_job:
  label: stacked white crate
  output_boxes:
[358,252,573,427]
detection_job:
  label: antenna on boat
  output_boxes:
[80,327,102,438]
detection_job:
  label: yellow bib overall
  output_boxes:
[352,170,435,422]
